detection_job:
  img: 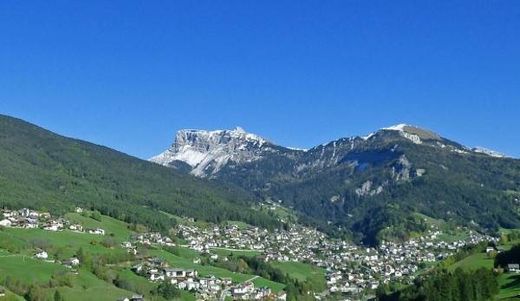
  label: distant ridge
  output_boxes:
[152,123,520,245]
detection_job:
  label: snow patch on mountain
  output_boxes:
[382,123,411,131]
[472,147,506,158]
[150,127,273,176]
[381,124,423,144]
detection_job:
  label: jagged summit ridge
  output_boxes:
[151,123,509,177]
[150,127,273,176]
[472,147,506,158]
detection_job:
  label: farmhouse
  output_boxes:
[88,228,105,235]
[35,250,48,259]
[0,219,12,227]
[507,264,520,273]
[63,257,80,267]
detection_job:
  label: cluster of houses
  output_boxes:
[130,257,283,300]
[0,208,52,229]
[176,223,326,263]
[316,229,498,297]
[0,207,105,235]
[119,232,176,256]
[117,295,144,301]
[33,249,80,269]
[1,207,503,300]
[174,219,499,299]
[131,232,175,247]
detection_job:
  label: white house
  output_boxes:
[185,280,200,291]
[69,224,83,232]
[35,251,48,259]
[149,273,165,282]
[64,257,80,267]
[0,219,12,227]
[89,228,105,235]
[508,264,520,273]
[44,224,60,231]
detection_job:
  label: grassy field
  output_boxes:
[0,255,67,284]
[444,244,520,300]
[0,211,289,299]
[255,203,298,223]
[149,248,285,292]
[0,255,136,301]
[65,212,134,241]
[0,227,129,259]
[224,220,250,229]
[448,252,494,271]
[0,289,25,301]
[0,213,150,301]
[497,273,520,300]
[210,247,261,258]
[56,269,136,301]
[271,261,326,291]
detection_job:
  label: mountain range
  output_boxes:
[1,113,518,246]
[151,124,520,244]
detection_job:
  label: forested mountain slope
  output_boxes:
[154,124,520,245]
[0,115,279,231]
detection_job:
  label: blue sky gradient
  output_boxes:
[1,1,519,158]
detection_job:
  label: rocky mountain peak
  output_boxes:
[151,123,509,178]
[150,127,273,176]
[381,124,441,141]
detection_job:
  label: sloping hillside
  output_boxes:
[0,115,279,231]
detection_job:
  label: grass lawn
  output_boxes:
[271,261,326,291]
[210,247,261,258]
[117,268,157,294]
[65,212,134,241]
[437,230,472,243]
[0,255,67,284]
[448,252,494,271]
[497,273,520,300]
[0,255,135,301]
[149,249,285,291]
[0,228,129,259]
[56,269,136,301]
[256,204,298,223]
[0,289,25,301]
[171,246,200,260]
[224,221,250,229]
[251,277,286,292]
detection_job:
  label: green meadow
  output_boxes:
[0,210,288,300]
[270,261,326,291]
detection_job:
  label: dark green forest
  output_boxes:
[378,268,499,301]
[0,115,279,232]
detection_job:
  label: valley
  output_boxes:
[1,204,516,301]
[1,115,520,300]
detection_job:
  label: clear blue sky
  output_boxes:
[1,1,519,158]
